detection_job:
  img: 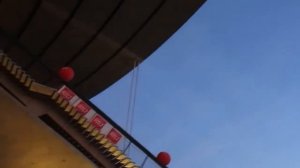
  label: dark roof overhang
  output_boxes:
[0,0,206,98]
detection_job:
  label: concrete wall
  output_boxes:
[0,71,114,167]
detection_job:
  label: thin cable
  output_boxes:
[123,60,136,150]
[129,59,140,134]
[125,60,137,133]
[124,59,140,154]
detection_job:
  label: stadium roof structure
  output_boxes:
[0,0,206,167]
[0,0,206,98]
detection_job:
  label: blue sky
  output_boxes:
[91,0,300,167]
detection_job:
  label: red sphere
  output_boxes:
[58,67,75,82]
[157,152,171,166]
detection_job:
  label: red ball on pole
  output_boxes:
[58,66,75,82]
[157,152,171,166]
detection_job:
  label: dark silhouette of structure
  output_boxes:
[0,0,206,167]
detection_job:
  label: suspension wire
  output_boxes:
[123,58,140,152]
[129,59,140,134]
[125,60,137,133]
